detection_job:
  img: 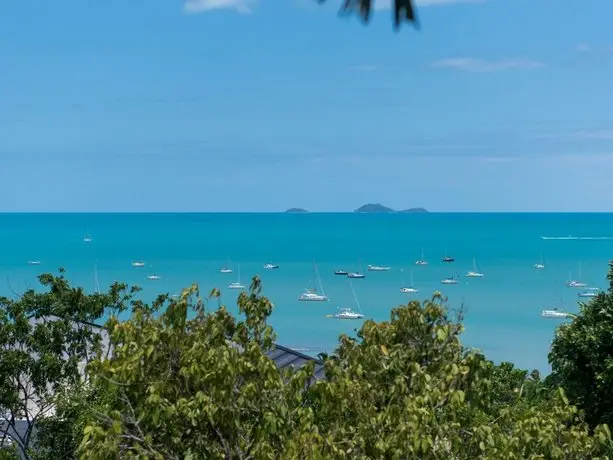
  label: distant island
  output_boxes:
[285,208,309,213]
[354,203,428,213]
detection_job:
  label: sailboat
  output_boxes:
[298,262,328,301]
[327,280,364,319]
[465,257,484,278]
[415,246,428,266]
[220,257,233,274]
[566,264,587,288]
[132,261,145,267]
[400,269,418,293]
[368,264,391,272]
[228,264,245,289]
[83,231,93,243]
[578,287,601,298]
[441,275,459,285]
[147,274,161,280]
[534,250,545,269]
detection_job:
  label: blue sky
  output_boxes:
[1,0,613,212]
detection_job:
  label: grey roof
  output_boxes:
[266,343,326,381]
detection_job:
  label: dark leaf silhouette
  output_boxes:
[318,0,419,30]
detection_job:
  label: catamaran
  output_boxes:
[368,264,391,272]
[298,262,328,301]
[415,246,428,266]
[465,257,484,278]
[534,250,545,269]
[400,269,418,293]
[228,264,245,289]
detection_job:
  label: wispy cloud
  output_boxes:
[349,64,378,72]
[431,58,544,72]
[374,0,487,9]
[575,43,592,53]
[183,0,256,14]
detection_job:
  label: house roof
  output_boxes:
[265,343,326,381]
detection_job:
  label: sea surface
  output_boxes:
[1,212,612,374]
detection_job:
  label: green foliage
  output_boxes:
[78,284,613,459]
[549,260,613,429]
[0,270,136,459]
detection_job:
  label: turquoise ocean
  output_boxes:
[2,212,613,374]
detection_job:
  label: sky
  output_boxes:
[1,0,613,212]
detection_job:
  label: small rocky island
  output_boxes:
[284,208,309,213]
[354,203,428,213]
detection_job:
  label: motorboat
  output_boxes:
[147,274,161,280]
[400,287,419,293]
[347,272,366,279]
[441,277,458,285]
[541,309,572,319]
[441,256,455,263]
[263,263,279,270]
[132,261,145,267]
[334,269,348,275]
[228,281,246,290]
[27,260,41,265]
[220,267,233,274]
[578,287,601,298]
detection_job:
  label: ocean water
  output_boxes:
[1,212,612,374]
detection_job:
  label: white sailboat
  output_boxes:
[400,269,418,293]
[534,250,545,269]
[566,264,587,288]
[228,264,245,289]
[83,231,93,243]
[347,259,366,279]
[327,280,364,319]
[415,246,428,266]
[132,261,145,267]
[147,274,161,280]
[220,257,233,274]
[298,261,328,301]
[465,257,484,278]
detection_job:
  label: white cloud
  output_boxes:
[350,64,378,72]
[431,58,543,72]
[575,43,592,52]
[183,0,256,14]
[374,0,487,9]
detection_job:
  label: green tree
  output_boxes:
[0,270,136,459]
[319,0,418,30]
[80,281,613,459]
[549,261,613,430]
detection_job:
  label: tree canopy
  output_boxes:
[2,269,613,459]
[321,0,419,30]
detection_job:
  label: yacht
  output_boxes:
[441,256,455,263]
[299,288,328,302]
[334,269,349,276]
[147,274,161,280]
[263,263,280,270]
[400,269,418,293]
[441,276,458,285]
[298,261,328,301]
[415,246,428,266]
[367,264,391,272]
[465,257,484,278]
[566,264,587,288]
[534,250,545,269]
[27,260,41,265]
[578,287,601,298]
[347,272,366,279]
[132,261,145,267]
[541,309,572,319]
[331,307,364,320]
[83,232,93,243]
[228,264,245,289]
